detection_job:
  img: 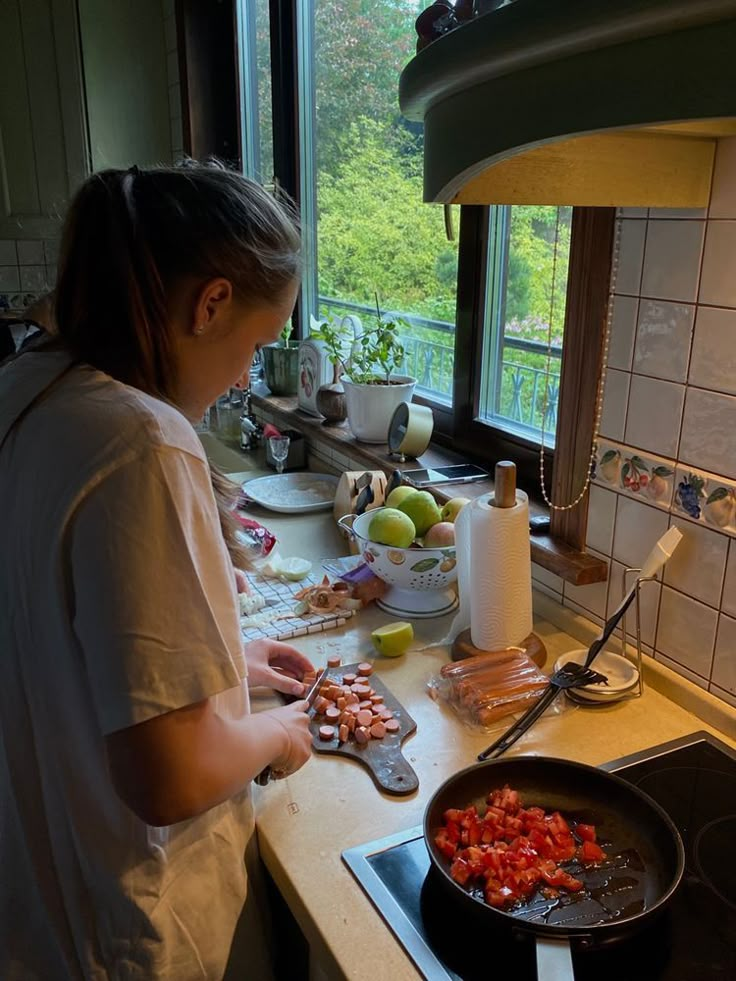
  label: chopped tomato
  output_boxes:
[576,823,597,843]
[436,785,601,910]
[579,840,606,864]
[434,829,457,860]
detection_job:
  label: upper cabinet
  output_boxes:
[399,0,736,206]
[0,0,89,238]
[0,0,174,242]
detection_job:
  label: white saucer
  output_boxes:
[553,649,639,700]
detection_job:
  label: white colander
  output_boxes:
[338,508,459,618]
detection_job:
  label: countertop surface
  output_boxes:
[213,440,735,981]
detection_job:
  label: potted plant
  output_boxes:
[262,321,299,396]
[315,298,416,443]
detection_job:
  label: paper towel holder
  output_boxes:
[450,460,547,666]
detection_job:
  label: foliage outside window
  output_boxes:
[242,1,572,449]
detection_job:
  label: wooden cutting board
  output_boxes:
[309,662,419,796]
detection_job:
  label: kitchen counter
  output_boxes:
[216,446,736,980]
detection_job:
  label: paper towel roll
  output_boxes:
[450,491,533,651]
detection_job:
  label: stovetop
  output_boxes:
[343,731,736,980]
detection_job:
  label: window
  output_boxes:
[237,0,273,183]
[479,205,572,449]
[232,3,614,552]
[308,0,459,407]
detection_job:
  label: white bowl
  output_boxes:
[339,508,458,618]
[554,649,639,701]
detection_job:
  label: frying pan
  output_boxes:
[424,757,684,981]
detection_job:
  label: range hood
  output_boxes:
[399,0,736,206]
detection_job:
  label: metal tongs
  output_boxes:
[477,526,684,761]
[254,665,328,785]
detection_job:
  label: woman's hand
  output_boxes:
[233,567,249,594]
[244,639,315,697]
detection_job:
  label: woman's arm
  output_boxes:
[105,695,311,826]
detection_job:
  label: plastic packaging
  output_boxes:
[232,510,277,564]
[427,649,550,731]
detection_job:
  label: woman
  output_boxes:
[0,164,314,979]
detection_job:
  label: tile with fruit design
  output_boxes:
[673,466,736,538]
[592,441,675,510]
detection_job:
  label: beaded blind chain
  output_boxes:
[538,213,622,511]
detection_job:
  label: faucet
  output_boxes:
[239,386,263,452]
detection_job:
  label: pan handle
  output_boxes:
[535,937,574,981]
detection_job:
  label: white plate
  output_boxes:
[241,473,339,513]
[553,648,640,698]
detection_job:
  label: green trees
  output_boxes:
[255,0,570,415]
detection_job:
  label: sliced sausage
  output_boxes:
[319,725,335,741]
[369,721,386,739]
[357,662,373,677]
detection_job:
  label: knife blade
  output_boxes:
[254,665,329,786]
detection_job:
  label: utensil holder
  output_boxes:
[617,567,657,700]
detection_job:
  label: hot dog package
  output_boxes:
[427,648,551,731]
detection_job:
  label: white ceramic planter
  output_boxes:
[341,375,417,443]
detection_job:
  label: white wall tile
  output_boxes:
[608,560,661,648]
[711,614,736,694]
[624,375,684,459]
[585,484,617,554]
[16,240,44,265]
[0,267,20,291]
[711,685,736,707]
[564,568,609,620]
[166,49,180,87]
[608,295,639,370]
[164,13,177,53]
[709,137,736,219]
[679,388,736,480]
[656,652,709,690]
[656,586,718,678]
[618,208,648,218]
[599,368,630,441]
[0,241,17,264]
[632,300,693,382]
[662,517,728,608]
[724,544,736,618]
[614,219,646,295]
[648,208,707,220]
[531,563,563,593]
[563,599,604,627]
[612,496,670,569]
[169,83,182,121]
[170,116,183,154]
[688,305,736,396]
[699,220,736,307]
[43,239,60,264]
[19,266,47,291]
[640,219,704,302]
[533,580,565,602]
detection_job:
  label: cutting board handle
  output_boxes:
[368,744,419,796]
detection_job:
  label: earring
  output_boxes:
[195,324,205,335]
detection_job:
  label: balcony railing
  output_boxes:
[318,295,561,437]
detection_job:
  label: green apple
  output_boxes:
[398,490,442,537]
[368,508,416,549]
[385,485,417,510]
[440,497,471,523]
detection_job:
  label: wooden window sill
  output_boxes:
[252,393,607,587]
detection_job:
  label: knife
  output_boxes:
[254,665,329,786]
